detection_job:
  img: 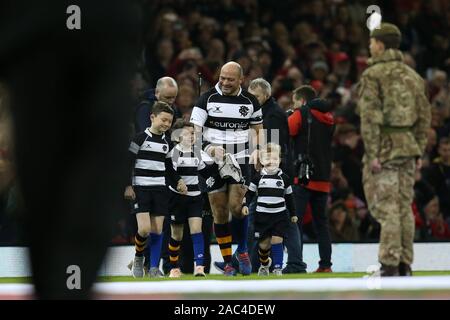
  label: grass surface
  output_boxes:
[0,277,33,284]
[2,271,450,284]
[101,270,450,282]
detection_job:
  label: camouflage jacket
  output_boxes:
[357,49,431,164]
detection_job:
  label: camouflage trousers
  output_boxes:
[362,157,416,266]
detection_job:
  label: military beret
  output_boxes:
[370,23,401,38]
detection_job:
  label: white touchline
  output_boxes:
[2,276,450,297]
[91,276,450,294]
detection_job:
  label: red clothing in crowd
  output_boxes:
[429,220,450,239]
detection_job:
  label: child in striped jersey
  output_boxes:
[125,102,188,278]
[166,119,215,277]
[242,143,298,276]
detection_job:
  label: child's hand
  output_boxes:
[291,216,298,223]
[241,206,249,216]
[124,186,135,201]
[177,179,188,195]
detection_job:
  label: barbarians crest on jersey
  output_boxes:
[162,145,168,152]
[276,181,283,187]
[206,177,215,188]
[239,105,249,117]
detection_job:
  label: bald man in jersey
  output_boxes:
[190,61,264,276]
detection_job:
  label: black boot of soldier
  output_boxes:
[398,262,412,276]
[380,264,399,277]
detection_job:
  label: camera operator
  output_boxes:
[288,85,335,272]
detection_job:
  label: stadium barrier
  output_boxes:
[1,243,449,277]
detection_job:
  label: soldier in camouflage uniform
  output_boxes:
[357,23,431,276]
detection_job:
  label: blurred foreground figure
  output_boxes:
[0,84,14,195]
[0,0,141,298]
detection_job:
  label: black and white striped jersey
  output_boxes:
[128,128,180,188]
[168,144,213,197]
[190,83,262,159]
[245,168,296,216]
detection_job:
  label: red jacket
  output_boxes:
[288,107,334,193]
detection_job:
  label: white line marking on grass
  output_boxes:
[93,276,450,294]
[0,284,34,295]
[2,276,450,297]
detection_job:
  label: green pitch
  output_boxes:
[1,271,450,284]
[100,270,450,282]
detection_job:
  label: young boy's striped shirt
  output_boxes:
[245,168,295,216]
[128,128,180,187]
[167,144,213,196]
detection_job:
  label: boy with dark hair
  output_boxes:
[166,119,215,277]
[125,101,187,278]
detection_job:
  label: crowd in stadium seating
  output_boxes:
[1,0,450,244]
[127,0,450,244]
